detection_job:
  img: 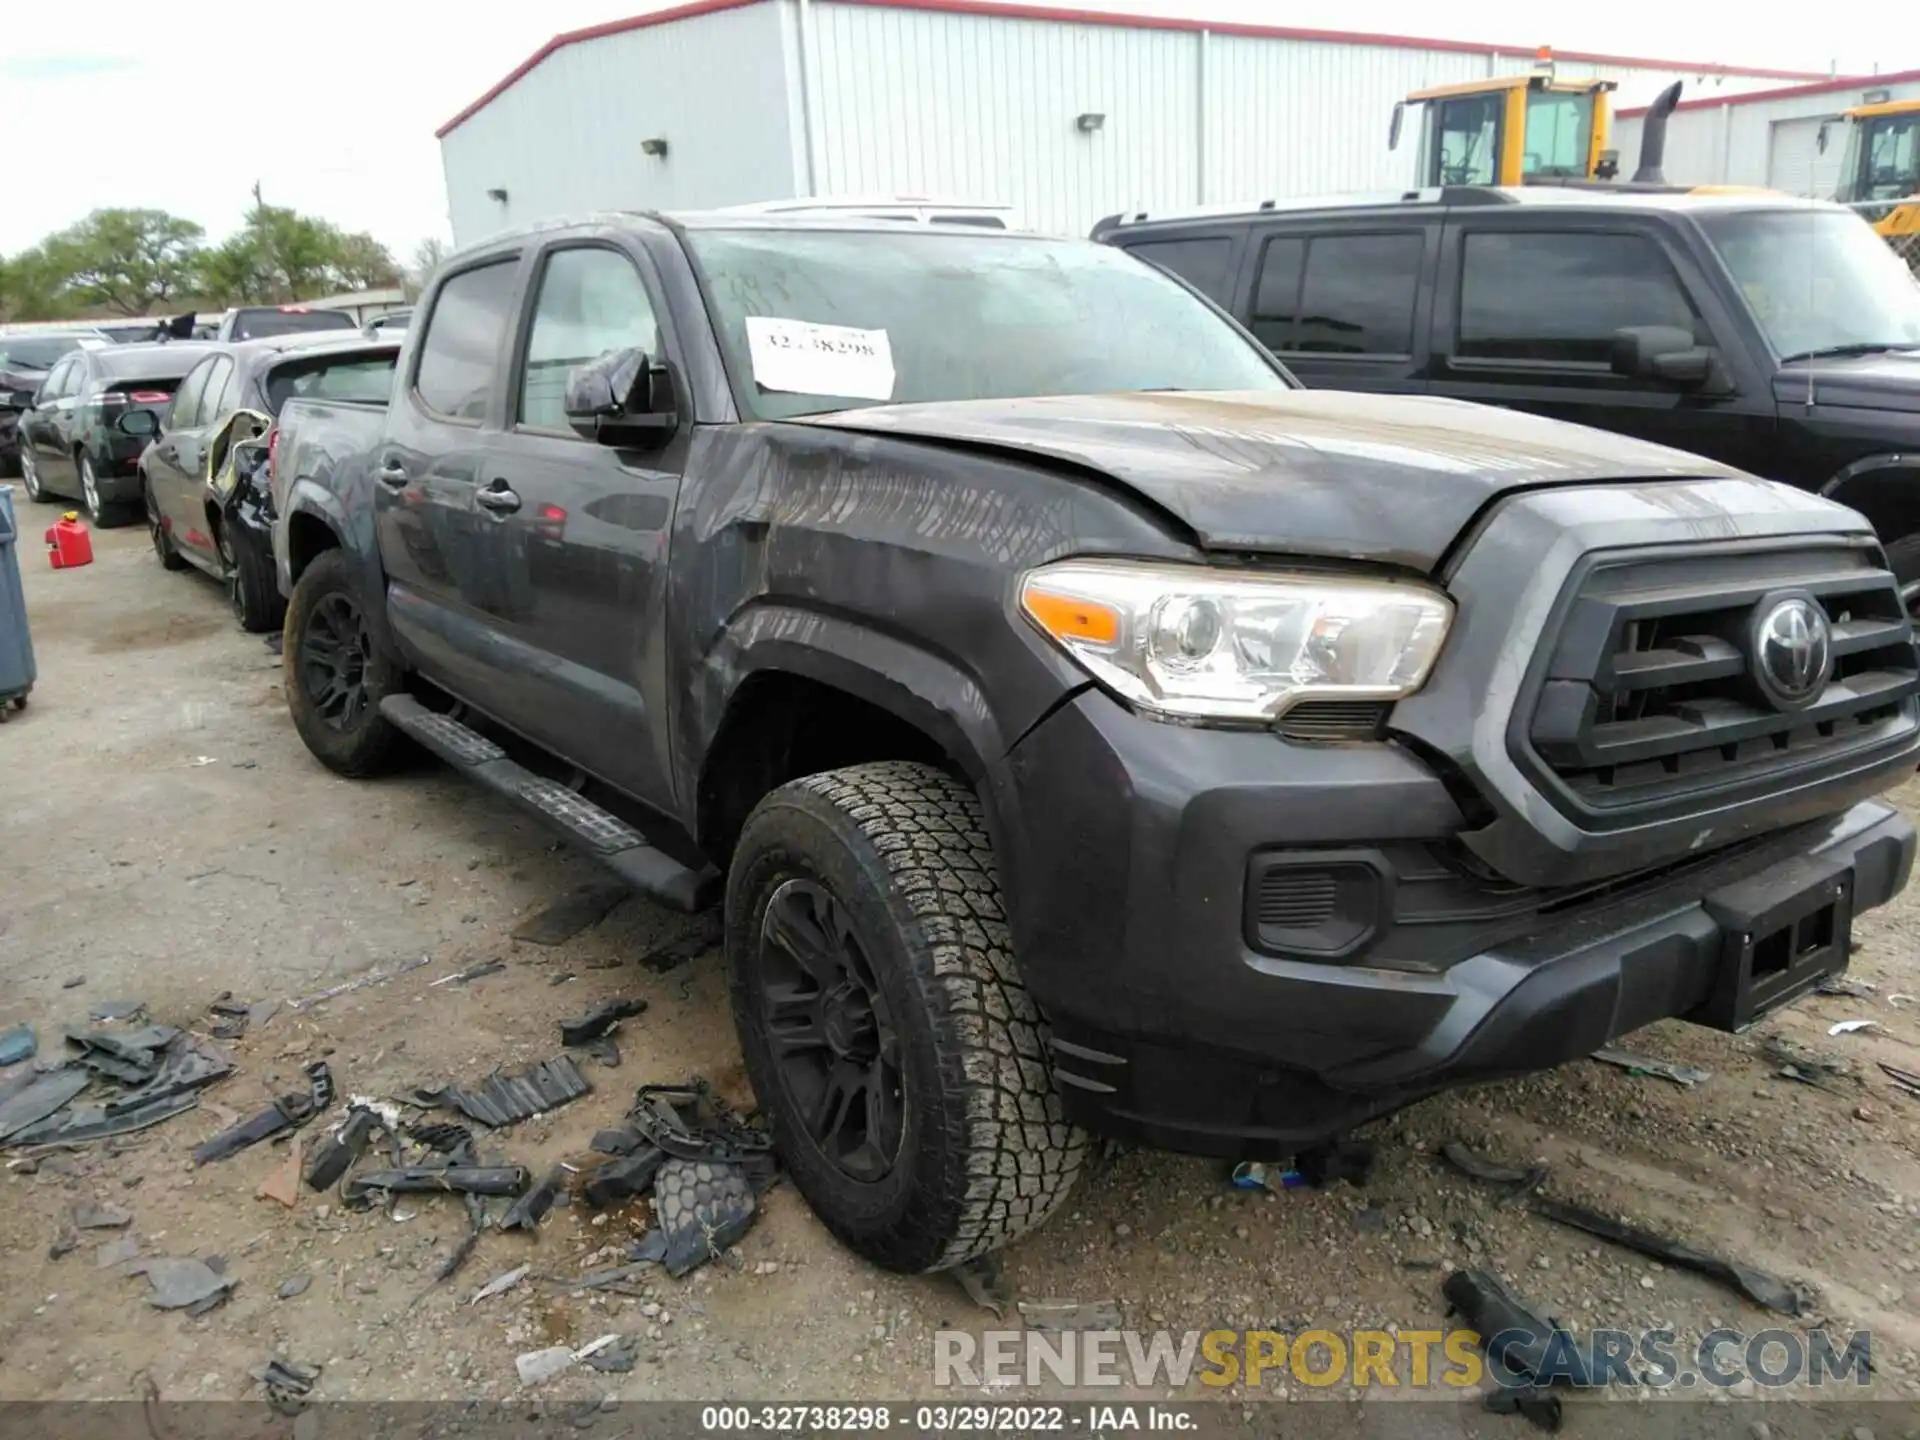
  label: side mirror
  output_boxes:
[1388,102,1406,152]
[1611,325,1713,388]
[563,347,676,447]
[117,409,160,438]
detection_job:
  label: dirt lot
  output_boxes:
[1,519,1917,1424]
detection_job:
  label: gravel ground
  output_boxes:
[1,520,1917,1429]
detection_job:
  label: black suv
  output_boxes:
[269,214,1917,1273]
[1096,189,1920,600]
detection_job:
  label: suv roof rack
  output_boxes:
[1091,187,1522,235]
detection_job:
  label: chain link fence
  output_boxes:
[1846,200,1920,275]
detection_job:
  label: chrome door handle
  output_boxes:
[375,461,408,487]
[475,485,521,514]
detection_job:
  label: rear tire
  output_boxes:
[283,548,403,777]
[726,761,1086,1274]
[79,454,131,528]
[219,521,285,633]
[145,475,186,571]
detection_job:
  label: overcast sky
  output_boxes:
[3,0,1892,261]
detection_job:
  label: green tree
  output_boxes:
[40,208,204,315]
[0,248,78,321]
[330,230,403,292]
[192,233,272,307]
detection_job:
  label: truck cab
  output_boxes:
[1396,70,1618,187]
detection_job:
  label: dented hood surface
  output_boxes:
[795,389,1744,570]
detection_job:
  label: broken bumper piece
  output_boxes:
[430,1055,590,1128]
[341,1164,531,1209]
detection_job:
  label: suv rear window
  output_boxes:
[1458,231,1697,364]
[229,308,358,341]
[1123,237,1236,305]
[266,355,397,415]
[1251,232,1422,356]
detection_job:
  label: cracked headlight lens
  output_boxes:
[1019,559,1453,723]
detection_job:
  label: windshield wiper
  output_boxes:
[1778,342,1920,364]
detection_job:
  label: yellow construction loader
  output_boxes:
[1390,49,1686,189]
[1829,99,1920,263]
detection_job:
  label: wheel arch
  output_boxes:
[1821,454,1920,552]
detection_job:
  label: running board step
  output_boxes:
[380,695,718,914]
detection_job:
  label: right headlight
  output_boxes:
[1019,559,1453,725]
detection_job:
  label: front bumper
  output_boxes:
[996,691,1913,1159]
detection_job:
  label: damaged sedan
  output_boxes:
[128,333,398,631]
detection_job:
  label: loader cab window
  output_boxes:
[1523,90,1592,178]
[1863,114,1920,202]
[1428,94,1503,186]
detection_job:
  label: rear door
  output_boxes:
[1238,221,1435,394]
[150,356,226,563]
[1428,215,1776,473]
[373,252,529,704]
[39,355,90,494]
[23,358,77,492]
[479,237,686,809]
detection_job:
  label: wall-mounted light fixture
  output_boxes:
[641,137,670,157]
[1075,112,1105,134]
[486,187,509,203]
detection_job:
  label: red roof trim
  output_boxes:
[1618,68,1920,117]
[437,0,1830,138]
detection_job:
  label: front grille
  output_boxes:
[1277,700,1390,743]
[1525,542,1919,812]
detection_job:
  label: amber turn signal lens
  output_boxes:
[1022,586,1121,646]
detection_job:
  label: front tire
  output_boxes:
[79,454,131,528]
[145,475,186,571]
[726,761,1086,1274]
[19,446,49,503]
[219,521,285,633]
[283,548,403,777]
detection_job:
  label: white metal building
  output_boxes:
[1613,69,1920,197]
[436,0,1825,245]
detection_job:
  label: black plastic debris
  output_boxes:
[1440,1141,1549,1200]
[406,1122,473,1154]
[581,1335,639,1373]
[341,1165,531,1209]
[138,1256,235,1313]
[0,1069,91,1143]
[574,1036,621,1069]
[637,914,723,974]
[654,1158,756,1277]
[1529,1197,1812,1316]
[305,1107,382,1191]
[590,1128,643,1157]
[65,1026,177,1086]
[0,1023,35,1067]
[569,1263,653,1294]
[630,1082,770,1164]
[193,1062,333,1166]
[73,1201,132,1230]
[500,1165,566,1231]
[1443,1268,1590,1431]
[436,1055,590,1128]
[513,882,630,947]
[251,1357,320,1416]
[1881,1061,1920,1099]
[108,1034,234,1112]
[1290,1137,1375,1189]
[582,1147,665,1209]
[9,1091,200,1148]
[629,1229,667,1263]
[559,999,647,1047]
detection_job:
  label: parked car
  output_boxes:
[365,309,412,338]
[0,331,108,477]
[1094,188,1920,608]
[271,214,1918,1274]
[127,332,399,631]
[16,342,214,523]
[210,306,359,343]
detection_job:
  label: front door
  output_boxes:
[1428,220,1777,477]
[478,240,685,812]
[148,356,224,563]
[25,358,81,497]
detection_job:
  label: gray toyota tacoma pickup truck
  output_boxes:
[268,212,1920,1274]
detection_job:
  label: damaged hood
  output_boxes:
[795,389,1742,570]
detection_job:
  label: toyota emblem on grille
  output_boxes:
[1750,594,1832,710]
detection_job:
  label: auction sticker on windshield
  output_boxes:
[745,317,895,401]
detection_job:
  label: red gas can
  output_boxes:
[46,513,93,569]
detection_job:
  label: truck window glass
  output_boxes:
[1458,231,1697,364]
[1250,237,1305,349]
[1431,94,1502,185]
[415,261,520,422]
[1296,233,1422,354]
[1522,91,1591,177]
[231,308,357,341]
[200,357,236,426]
[1699,209,1920,359]
[519,248,659,430]
[685,229,1288,421]
[1124,238,1236,305]
[1864,115,1919,202]
[170,361,214,428]
[268,357,397,414]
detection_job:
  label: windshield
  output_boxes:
[231,309,357,341]
[1701,208,1920,360]
[0,336,87,370]
[1523,90,1593,178]
[685,229,1287,420]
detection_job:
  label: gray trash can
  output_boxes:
[0,483,36,718]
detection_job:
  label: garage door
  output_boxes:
[1768,115,1847,198]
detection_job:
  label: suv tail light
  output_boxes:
[128,390,171,405]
